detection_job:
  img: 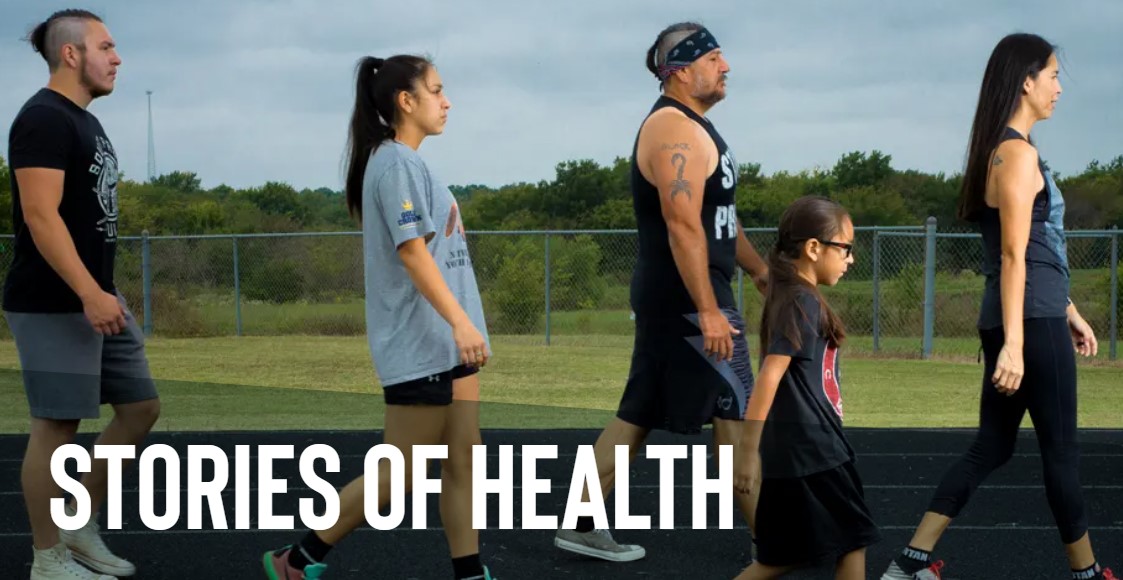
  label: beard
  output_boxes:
[694,86,725,107]
[80,60,113,99]
[692,76,726,106]
[696,90,724,106]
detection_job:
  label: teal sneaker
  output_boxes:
[262,545,328,579]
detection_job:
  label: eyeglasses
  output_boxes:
[818,240,853,258]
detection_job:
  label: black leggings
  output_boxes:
[927,316,1088,544]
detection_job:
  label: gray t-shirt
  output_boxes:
[361,140,489,386]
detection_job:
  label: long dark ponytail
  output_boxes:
[761,196,849,353]
[957,33,1056,222]
[344,54,432,220]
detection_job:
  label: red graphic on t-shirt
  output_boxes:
[822,344,843,419]
[444,201,464,238]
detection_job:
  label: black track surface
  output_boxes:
[1,428,1121,579]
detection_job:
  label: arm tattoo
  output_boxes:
[992,155,1003,167]
[661,142,691,151]
[670,153,691,200]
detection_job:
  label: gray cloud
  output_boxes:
[1,0,1119,194]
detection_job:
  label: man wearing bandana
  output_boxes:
[555,22,768,564]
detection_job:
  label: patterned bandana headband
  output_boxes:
[657,28,721,80]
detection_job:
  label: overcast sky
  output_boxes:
[1,0,1119,192]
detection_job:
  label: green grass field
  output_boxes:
[1,335,1120,434]
[137,300,1122,360]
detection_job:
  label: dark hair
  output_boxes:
[344,54,433,220]
[26,9,103,69]
[645,21,704,87]
[958,33,1057,222]
[761,196,849,353]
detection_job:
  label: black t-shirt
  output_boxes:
[759,290,855,479]
[3,88,119,313]
[629,95,739,317]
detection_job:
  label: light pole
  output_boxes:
[146,90,156,182]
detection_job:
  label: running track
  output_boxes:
[1,428,1121,579]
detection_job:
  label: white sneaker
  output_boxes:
[59,508,136,577]
[881,561,912,580]
[554,528,645,562]
[882,560,945,580]
[30,543,116,579]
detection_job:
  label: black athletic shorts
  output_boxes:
[383,364,478,406]
[615,307,754,434]
[754,460,881,567]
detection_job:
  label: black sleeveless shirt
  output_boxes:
[976,127,1070,330]
[629,96,739,317]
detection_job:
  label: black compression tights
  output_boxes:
[927,316,1089,544]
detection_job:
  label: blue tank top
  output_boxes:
[977,127,1070,330]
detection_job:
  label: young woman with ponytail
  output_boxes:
[261,55,496,580]
[732,196,879,579]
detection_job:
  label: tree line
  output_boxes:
[1,150,1120,235]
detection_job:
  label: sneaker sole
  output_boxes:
[262,552,284,580]
[69,549,134,577]
[554,537,645,562]
[880,569,961,580]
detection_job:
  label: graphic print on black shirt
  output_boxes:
[91,134,120,241]
[759,290,855,479]
[3,88,119,313]
[822,344,843,419]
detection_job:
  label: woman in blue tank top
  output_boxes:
[880,34,1114,580]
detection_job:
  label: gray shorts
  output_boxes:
[4,294,158,420]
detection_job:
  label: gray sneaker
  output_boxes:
[881,560,945,580]
[554,529,645,562]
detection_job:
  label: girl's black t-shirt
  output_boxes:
[760,289,856,479]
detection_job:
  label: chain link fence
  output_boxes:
[0,222,1118,359]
